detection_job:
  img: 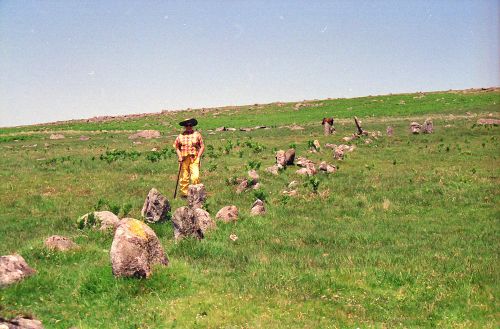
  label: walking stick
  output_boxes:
[173,160,182,199]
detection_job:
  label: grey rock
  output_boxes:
[250,199,266,216]
[0,316,44,329]
[110,218,168,278]
[215,206,239,222]
[171,206,211,240]
[386,126,394,136]
[0,255,36,287]
[141,188,171,223]
[422,119,433,134]
[187,184,207,209]
[44,235,77,251]
[284,149,295,165]
[410,122,422,134]
[248,170,259,185]
[319,161,337,173]
[276,150,286,167]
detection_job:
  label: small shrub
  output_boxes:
[253,189,268,202]
[246,160,261,170]
[207,162,218,172]
[122,203,133,217]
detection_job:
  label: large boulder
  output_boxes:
[44,236,77,251]
[215,206,239,223]
[250,199,266,216]
[0,316,44,329]
[110,218,168,278]
[0,255,36,287]
[187,184,207,209]
[171,206,215,240]
[77,211,120,231]
[128,130,161,139]
[141,188,171,223]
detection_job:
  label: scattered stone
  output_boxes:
[236,180,249,194]
[0,254,36,287]
[282,190,298,196]
[386,126,394,136]
[252,182,261,190]
[248,170,259,185]
[288,181,298,189]
[365,139,372,144]
[239,128,252,132]
[132,141,142,145]
[193,208,216,234]
[79,136,90,141]
[141,188,171,223]
[324,143,336,149]
[319,162,337,173]
[312,140,321,151]
[288,124,304,131]
[171,206,215,240]
[0,316,44,329]
[477,118,500,125]
[110,218,168,278]
[77,211,120,231]
[266,165,280,176]
[250,199,266,216]
[215,206,239,222]
[410,122,422,134]
[187,184,207,209]
[296,164,316,176]
[49,134,65,140]
[226,128,237,131]
[422,119,434,134]
[399,100,406,105]
[44,235,77,251]
[276,150,286,167]
[333,147,344,160]
[215,127,227,132]
[296,157,314,168]
[128,130,161,140]
[229,234,238,241]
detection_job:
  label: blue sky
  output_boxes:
[1,0,498,127]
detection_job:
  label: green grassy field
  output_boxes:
[0,90,499,328]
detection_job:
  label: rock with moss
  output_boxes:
[0,254,36,287]
[110,218,168,278]
[141,188,171,223]
[77,211,120,231]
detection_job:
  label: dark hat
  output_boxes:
[179,118,198,127]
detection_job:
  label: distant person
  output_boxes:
[173,118,205,198]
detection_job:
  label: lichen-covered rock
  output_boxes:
[0,316,44,329]
[0,255,36,287]
[250,199,266,216]
[422,119,433,134]
[44,236,77,251]
[193,208,216,234]
[77,211,120,231]
[215,206,239,223]
[141,188,171,223]
[110,218,168,278]
[171,207,203,240]
[187,184,207,209]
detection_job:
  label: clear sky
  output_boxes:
[1,0,498,127]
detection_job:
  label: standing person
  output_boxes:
[173,118,205,198]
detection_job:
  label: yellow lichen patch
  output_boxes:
[127,218,148,239]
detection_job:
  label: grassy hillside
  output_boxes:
[0,89,499,328]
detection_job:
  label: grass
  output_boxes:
[0,89,499,328]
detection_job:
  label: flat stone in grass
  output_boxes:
[477,118,500,125]
[141,188,171,223]
[110,218,168,278]
[0,254,36,287]
[44,235,77,251]
[410,122,421,134]
[265,165,280,176]
[128,130,161,139]
[0,316,44,329]
[319,161,337,173]
[187,184,206,209]
[49,134,65,140]
[216,206,239,223]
